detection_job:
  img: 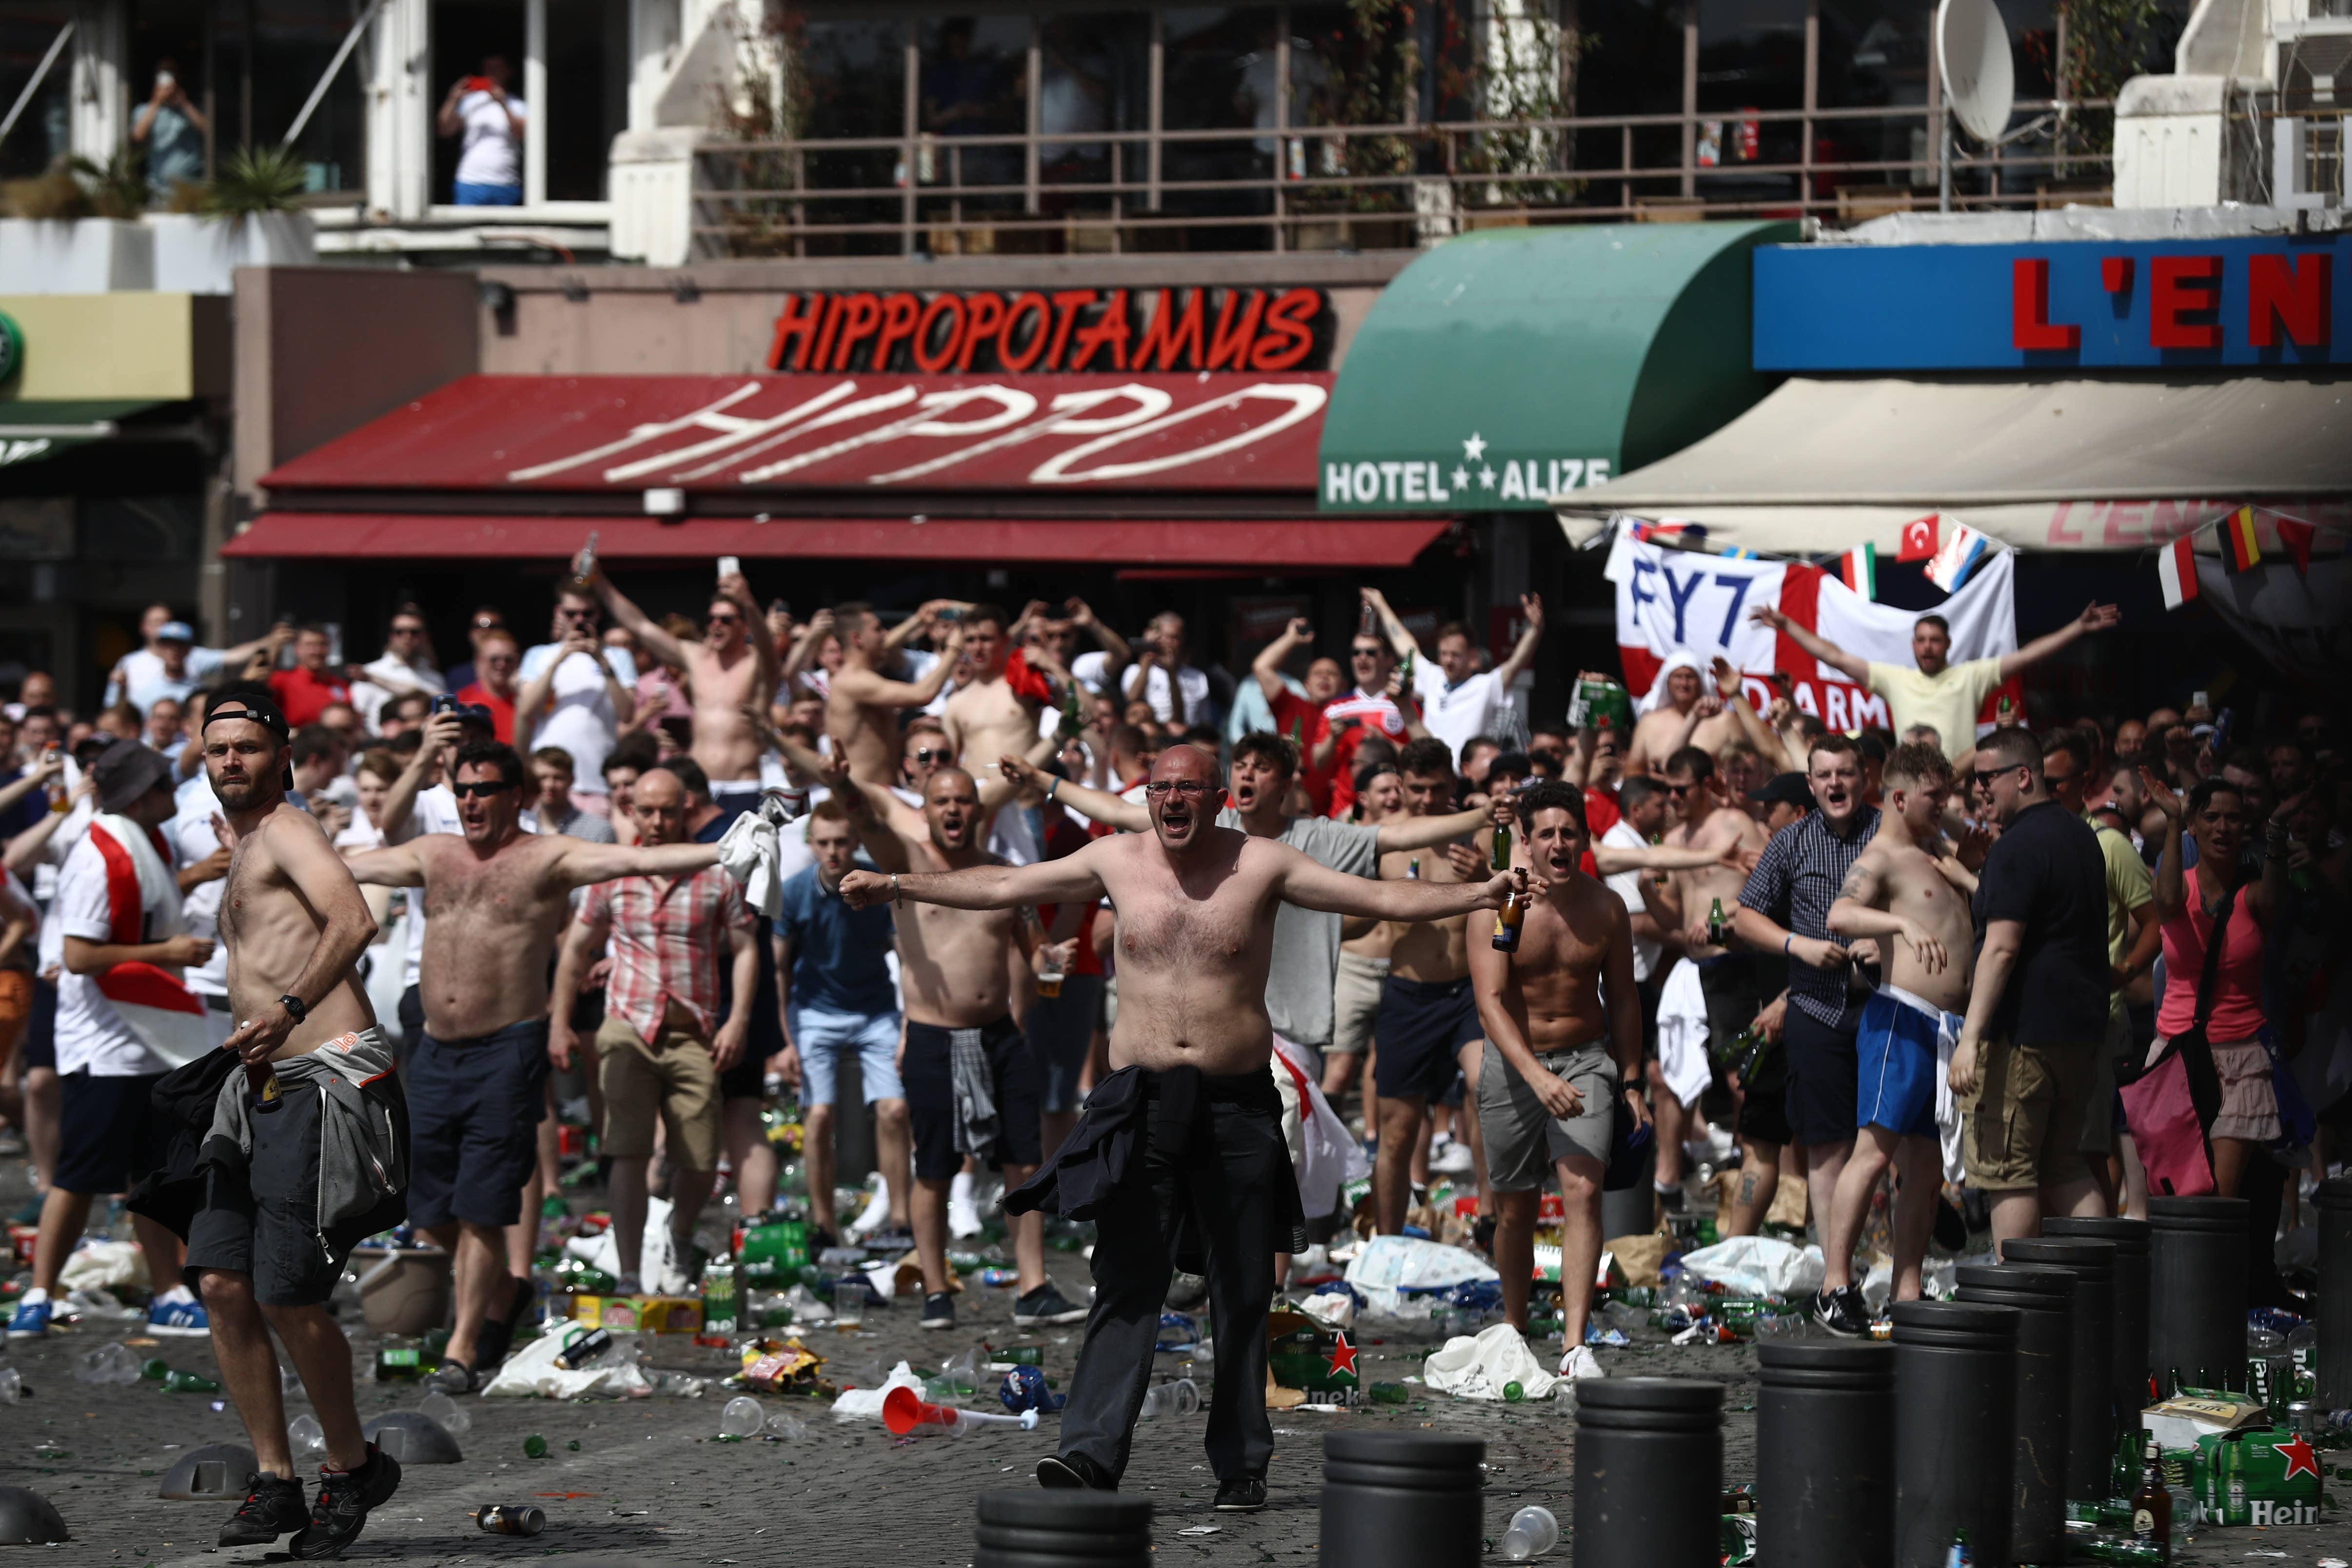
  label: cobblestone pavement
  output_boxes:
[2,1170,2339,1564]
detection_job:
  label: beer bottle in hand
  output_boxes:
[1491,891,1525,955]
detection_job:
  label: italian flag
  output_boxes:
[1837,542,1877,599]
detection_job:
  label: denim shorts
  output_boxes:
[790,1005,903,1107]
[453,180,522,206]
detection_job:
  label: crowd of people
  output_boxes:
[0,568,2342,1537]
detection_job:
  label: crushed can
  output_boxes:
[475,1504,545,1536]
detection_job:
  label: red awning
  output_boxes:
[220,513,1451,567]
[261,372,1332,497]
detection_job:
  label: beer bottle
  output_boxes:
[569,529,600,589]
[1490,818,1511,872]
[1491,891,1524,955]
[42,745,64,814]
[2131,1436,2171,1559]
[1706,896,1727,946]
[2221,1435,2248,1526]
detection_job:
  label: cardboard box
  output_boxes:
[568,1294,704,1334]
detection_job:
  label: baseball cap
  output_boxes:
[1747,771,1813,810]
[93,737,175,813]
[157,620,196,643]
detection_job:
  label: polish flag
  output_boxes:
[1897,513,1940,563]
[88,816,210,1069]
[2156,535,2199,611]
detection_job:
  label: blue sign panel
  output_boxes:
[1754,235,2351,371]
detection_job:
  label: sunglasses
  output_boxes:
[1144,780,1209,799]
[1968,766,2022,789]
[1663,782,1695,796]
[450,780,518,799]
[1350,646,1384,658]
[708,611,742,625]
[910,747,950,764]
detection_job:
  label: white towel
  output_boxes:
[1653,958,1713,1110]
[714,798,793,918]
[1932,1011,1965,1185]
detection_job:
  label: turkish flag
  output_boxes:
[1898,514,1940,563]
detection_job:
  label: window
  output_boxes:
[0,6,73,181]
[546,0,627,200]
[228,0,369,196]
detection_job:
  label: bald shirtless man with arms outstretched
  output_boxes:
[840,744,1525,1510]
[183,686,407,1557]
[348,742,725,1393]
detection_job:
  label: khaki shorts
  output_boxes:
[596,1006,722,1171]
[1329,950,1389,1057]
[1959,1035,2096,1192]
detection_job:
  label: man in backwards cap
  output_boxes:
[177,684,412,1557]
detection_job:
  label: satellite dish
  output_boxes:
[1937,0,2016,145]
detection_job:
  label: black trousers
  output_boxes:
[1060,1067,1287,1485]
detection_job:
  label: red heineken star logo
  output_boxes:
[1328,1332,1358,1378]
[2272,1433,2321,1482]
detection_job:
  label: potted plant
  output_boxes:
[0,154,156,292]
[149,144,317,294]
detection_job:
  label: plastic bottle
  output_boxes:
[1945,1525,1974,1568]
[76,1343,142,1384]
[0,1367,24,1403]
[418,1388,472,1435]
[1137,1378,1200,1419]
[1497,1504,1559,1560]
[718,1395,765,1439]
[288,1413,327,1458]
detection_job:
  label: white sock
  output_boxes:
[156,1285,196,1306]
[19,1287,46,1307]
[949,1170,973,1208]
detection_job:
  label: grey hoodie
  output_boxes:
[209,1029,405,1260]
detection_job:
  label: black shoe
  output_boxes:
[1037,1451,1115,1491]
[920,1291,956,1331]
[807,1223,838,1256]
[219,1471,308,1546]
[1013,1281,1087,1327]
[1808,1285,1870,1338]
[1470,1214,1497,1256]
[1654,1182,1686,1214]
[424,1358,476,1394]
[1215,1476,1268,1512]
[289,1444,402,1560]
[1932,1196,1968,1253]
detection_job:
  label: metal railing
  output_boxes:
[691,100,2115,258]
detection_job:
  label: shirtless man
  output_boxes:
[837,745,1523,1507]
[1652,744,1770,1211]
[1627,653,1742,777]
[347,741,725,1392]
[1470,781,1647,1379]
[597,568,780,813]
[184,687,408,1556]
[942,602,1058,794]
[832,763,1084,1334]
[824,602,963,787]
[1818,742,1973,1331]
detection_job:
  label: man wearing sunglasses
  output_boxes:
[837,744,1528,1509]
[592,566,780,822]
[349,740,728,1394]
[517,585,637,819]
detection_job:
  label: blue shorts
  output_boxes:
[406,1019,549,1230]
[453,180,522,206]
[1855,988,1956,1141]
[789,1005,903,1107]
[1372,975,1485,1103]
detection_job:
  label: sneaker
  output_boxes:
[1557,1344,1607,1381]
[289,1444,402,1560]
[148,1291,211,1336]
[1036,1451,1114,1490]
[1654,1182,1686,1213]
[806,1224,838,1257]
[920,1291,956,1331]
[1808,1285,1870,1338]
[1215,1476,1269,1512]
[1013,1281,1087,1327]
[218,1471,308,1546]
[863,1227,915,1255]
[424,1360,477,1395]
[947,1187,983,1240]
[6,1294,49,1339]
[848,1173,894,1236]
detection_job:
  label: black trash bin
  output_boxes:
[1321,1432,1484,1568]
[1957,1262,2075,1562]
[2148,1196,2249,1392]
[975,1490,1152,1568]
[1575,1378,1722,1568]
[2043,1215,2153,1431]
[2318,1176,2352,1407]
[1893,1301,2017,1568]
[2000,1236,2117,1499]
[1757,1339,1893,1568]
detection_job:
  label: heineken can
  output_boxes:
[1568,676,1632,734]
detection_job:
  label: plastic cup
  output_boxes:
[288,1413,327,1458]
[833,1275,865,1329]
[718,1395,765,1438]
[1498,1504,1560,1560]
[418,1388,472,1434]
[0,1367,25,1403]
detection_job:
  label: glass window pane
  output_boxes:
[248,0,368,196]
[1162,6,1277,236]
[1694,0,1807,201]
[919,12,1023,201]
[546,0,626,199]
[798,16,903,252]
[1039,11,1147,204]
[431,2,526,204]
[129,0,217,195]
[0,7,76,180]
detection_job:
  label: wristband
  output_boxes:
[890,873,901,905]
[1784,935,1794,959]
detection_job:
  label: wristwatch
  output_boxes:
[278,993,308,1023]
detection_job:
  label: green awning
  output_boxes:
[1317,221,1797,512]
[0,401,160,468]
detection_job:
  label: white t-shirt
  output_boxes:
[106,646,226,713]
[1601,819,1661,984]
[453,90,527,188]
[519,643,637,795]
[1413,664,1509,765]
[168,803,232,998]
[54,829,181,1077]
[1074,650,1211,726]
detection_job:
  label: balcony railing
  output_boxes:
[691,100,2115,259]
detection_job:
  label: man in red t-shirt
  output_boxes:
[453,628,522,743]
[267,625,352,728]
[1249,617,1347,812]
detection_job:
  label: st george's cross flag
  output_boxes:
[86,813,210,1068]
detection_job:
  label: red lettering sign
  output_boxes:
[764,287,1330,375]
[2011,258,2079,351]
[2150,255,2223,349]
[2248,253,2330,348]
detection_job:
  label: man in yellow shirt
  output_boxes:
[1750,601,2120,765]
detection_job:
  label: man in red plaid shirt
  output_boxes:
[549,766,757,1291]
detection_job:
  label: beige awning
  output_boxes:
[1556,374,2352,553]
